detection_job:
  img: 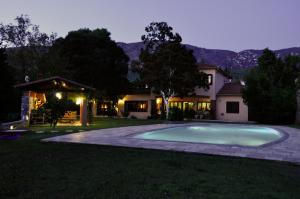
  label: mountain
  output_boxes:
[118,42,300,69]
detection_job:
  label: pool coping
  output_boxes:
[42,122,300,164]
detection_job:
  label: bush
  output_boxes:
[168,107,183,121]
[130,115,137,119]
[184,109,195,119]
[121,111,129,118]
[107,108,117,117]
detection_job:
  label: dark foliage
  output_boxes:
[183,108,196,119]
[42,28,130,100]
[168,107,183,121]
[0,48,19,121]
[243,49,300,124]
[40,92,77,127]
[0,15,56,82]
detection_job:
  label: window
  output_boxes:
[207,74,213,85]
[197,102,211,111]
[169,102,183,109]
[226,101,239,113]
[183,102,194,110]
[125,101,148,112]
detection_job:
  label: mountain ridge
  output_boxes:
[117,42,300,69]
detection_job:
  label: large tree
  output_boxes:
[0,47,18,121]
[0,15,56,82]
[243,49,300,124]
[43,28,129,100]
[133,22,209,119]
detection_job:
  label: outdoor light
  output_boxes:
[62,82,66,87]
[118,99,124,104]
[10,125,14,130]
[156,98,162,104]
[76,97,83,105]
[55,92,62,99]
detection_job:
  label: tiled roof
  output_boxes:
[15,76,95,91]
[217,81,244,96]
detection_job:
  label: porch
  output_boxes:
[15,76,96,127]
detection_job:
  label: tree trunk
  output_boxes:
[162,96,169,120]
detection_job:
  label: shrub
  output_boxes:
[121,111,129,118]
[183,108,195,119]
[130,115,137,119]
[168,107,183,121]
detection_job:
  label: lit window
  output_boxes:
[207,74,213,85]
[197,102,211,111]
[125,101,148,112]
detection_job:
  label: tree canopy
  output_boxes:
[0,47,18,121]
[243,48,300,124]
[0,15,57,82]
[134,22,209,119]
[42,28,129,100]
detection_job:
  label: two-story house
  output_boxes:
[116,64,248,122]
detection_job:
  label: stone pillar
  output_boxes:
[295,90,300,123]
[80,98,88,126]
[20,91,33,127]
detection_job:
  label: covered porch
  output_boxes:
[15,76,96,127]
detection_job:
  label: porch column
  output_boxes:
[92,100,97,116]
[80,98,88,126]
[21,91,34,127]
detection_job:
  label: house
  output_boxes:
[116,64,249,122]
[15,76,96,126]
[216,81,248,122]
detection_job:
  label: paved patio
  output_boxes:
[43,123,300,164]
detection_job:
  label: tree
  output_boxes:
[0,15,57,82]
[134,22,209,119]
[243,49,299,124]
[40,92,77,127]
[0,47,18,121]
[43,28,129,100]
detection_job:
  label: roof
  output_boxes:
[198,63,231,78]
[217,81,244,96]
[15,76,95,92]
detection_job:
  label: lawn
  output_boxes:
[1,118,300,199]
[29,117,163,133]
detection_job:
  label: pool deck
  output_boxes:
[43,123,300,164]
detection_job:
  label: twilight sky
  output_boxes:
[1,0,299,51]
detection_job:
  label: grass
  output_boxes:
[29,117,163,133]
[1,118,300,198]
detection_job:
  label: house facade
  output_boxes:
[117,64,249,122]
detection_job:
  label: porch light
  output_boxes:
[156,98,162,104]
[10,125,14,130]
[62,82,66,87]
[118,99,124,104]
[55,92,62,99]
[76,97,83,105]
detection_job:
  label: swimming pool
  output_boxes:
[133,124,285,147]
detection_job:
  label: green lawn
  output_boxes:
[1,118,300,199]
[29,117,163,133]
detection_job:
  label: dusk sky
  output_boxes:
[1,0,299,51]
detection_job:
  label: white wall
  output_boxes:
[195,69,228,100]
[216,96,248,122]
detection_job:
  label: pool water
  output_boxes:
[133,124,283,147]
